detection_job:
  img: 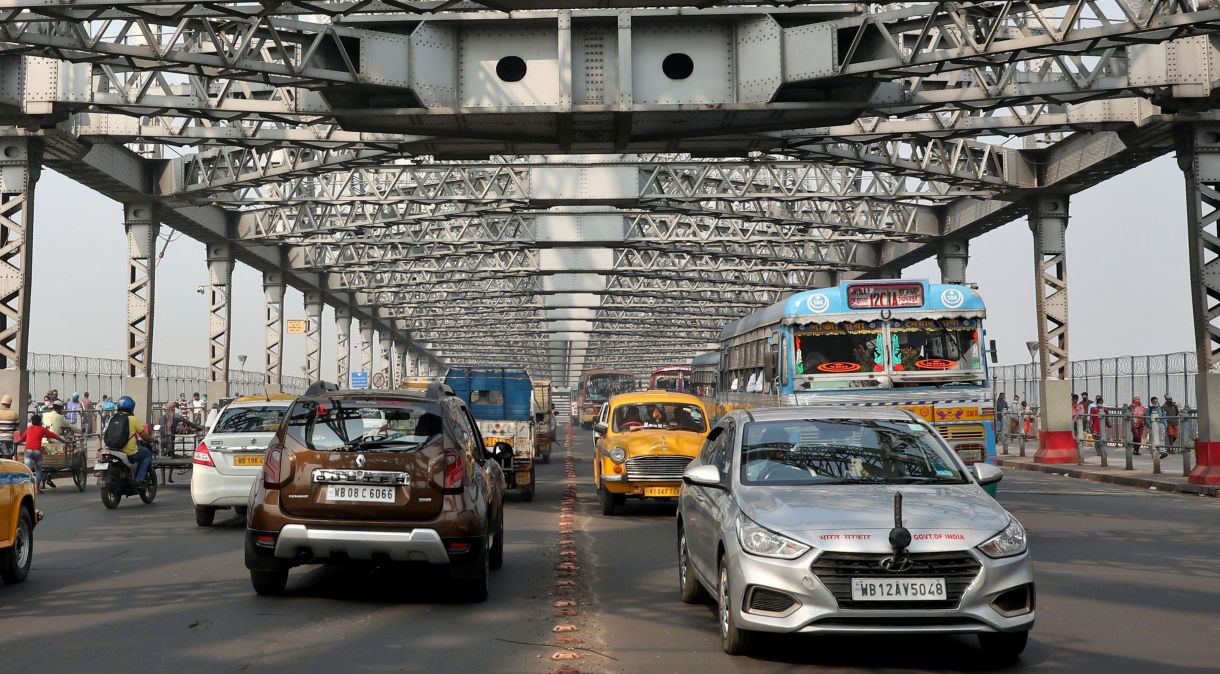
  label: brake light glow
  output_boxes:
[193,441,215,467]
[443,447,463,492]
[263,442,285,489]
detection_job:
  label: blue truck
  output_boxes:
[444,368,537,501]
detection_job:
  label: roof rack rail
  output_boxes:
[304,381,340,396]
[425,382,454,400]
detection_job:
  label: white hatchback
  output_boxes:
[190,394,295,527]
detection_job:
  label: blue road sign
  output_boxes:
[351,371,370,389]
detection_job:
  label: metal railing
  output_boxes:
[996,406,1198,476]
[992,352,1197,409]
[25,352,308,405]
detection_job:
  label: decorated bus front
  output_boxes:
[719,280,996,466]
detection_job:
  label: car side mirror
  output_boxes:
[593,422,608,436]
[683,463,724,489]
[972,462,1003,486]
[492,441,512,461]
[989,339,999,364]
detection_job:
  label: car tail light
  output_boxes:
[263,442,286,489]
[193,441,215,467]
[443,447,463,493]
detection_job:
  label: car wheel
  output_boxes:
[100,486,121,509]
[678,525,708,604]
[978,630,1029,663]
[599,484,619,516]
[139,472,158,504]
[0,508,33,584]
[194,506,216,527]
[454,537,490,603]
[250,569,289,596]
[489,513,505,570]
[719,556,755,655]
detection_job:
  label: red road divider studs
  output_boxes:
[551,651,580,661]
[553,600,577,607]
[552,624,578,632]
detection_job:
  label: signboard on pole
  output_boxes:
[286,319,308,335]
[350,371,369,389]
[371,372,387,389]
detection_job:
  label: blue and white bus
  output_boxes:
[711,280,997,466]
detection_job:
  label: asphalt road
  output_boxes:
[2,432,1218,673]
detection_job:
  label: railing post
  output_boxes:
[1122,405,1134,470]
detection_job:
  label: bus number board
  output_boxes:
[847,283,924,310]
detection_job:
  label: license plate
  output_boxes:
[851,577,946,601]
[93,462,108,471]
[957,449,983,463]
[233,455,264,466]
[515,470,532,486]
[325,485,396,503]
[644,487,681,497]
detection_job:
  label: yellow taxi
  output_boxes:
[593,391,710,515]
[1,457,38,583]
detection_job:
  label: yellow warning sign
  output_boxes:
[286,319,308,335]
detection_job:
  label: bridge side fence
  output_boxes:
[25,352,308,405]
[992,352,1198,409]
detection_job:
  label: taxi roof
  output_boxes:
[608,390,704,406]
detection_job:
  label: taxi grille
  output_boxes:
[624,455,693,481]
[811,551,981,610]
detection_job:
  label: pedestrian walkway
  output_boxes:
[997,450,1219,497]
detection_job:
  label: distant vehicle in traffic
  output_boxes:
[574,369,635,428]
[245,382,507,600]
[445,368,538,501]
[0,457,38,583]
[533,378,556,464]
[593,391,709,515]
[650,366,691,393]
[677,406,1032,661]
[192,393,295,527]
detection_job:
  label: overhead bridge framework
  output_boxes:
[3,0,1220,482]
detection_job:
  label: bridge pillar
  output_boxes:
[262,272,285,393]
[335,305,351,388]
[0,138,39,421]
[123,202,158,419]
[379,333,393,388]
[303,292,323,383]
[937,239,970,286]
[359,322,374,384]
[206,242,233,402]
[1176,124,1220,484]
[1029,195,1077,463]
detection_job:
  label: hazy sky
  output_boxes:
[25,153,1193,375]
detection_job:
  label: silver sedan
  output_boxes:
[677,407,1034,662]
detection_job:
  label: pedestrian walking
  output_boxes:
[1130,396,1146,454]
[1008,394,1021,437]
[1021,400,1033,436]
[80,392,94,434]
[1163,395,1181,448]
[995,392,1008,439]
[0,394,18,460]
[189,392,206,426]
[1090,395,1111,455]
[1147,396,1167,459]
[1071,393,1082,439]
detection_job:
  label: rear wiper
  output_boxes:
[350,440,423,451]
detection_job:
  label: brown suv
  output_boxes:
[245,382,507,601]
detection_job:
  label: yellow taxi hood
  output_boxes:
[612,429,704,457]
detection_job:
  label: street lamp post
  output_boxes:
[1026,340,1040,404]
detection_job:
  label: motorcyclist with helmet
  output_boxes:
[110,395,155,486]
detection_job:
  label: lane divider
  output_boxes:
[550,431,585,672]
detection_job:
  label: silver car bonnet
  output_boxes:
[737,483,1011,553]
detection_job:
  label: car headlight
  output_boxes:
[608,446,626,463]
[736,514,810,560]
[977,517,1028,558]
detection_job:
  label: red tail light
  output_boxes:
[263,442,286,489]
[193,441,215,467]
[443,447,463,493]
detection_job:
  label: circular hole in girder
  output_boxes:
[662,53,694,80]
[496,56,527,83]
[1,146,17,159]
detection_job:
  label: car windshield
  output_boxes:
[739,418,968,485]
[612,402,707,433]
[213,405,288,434]
[284,398,443,452]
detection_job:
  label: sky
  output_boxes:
[25,153,1194,375]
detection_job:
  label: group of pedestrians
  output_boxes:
[1070,391,1180,458]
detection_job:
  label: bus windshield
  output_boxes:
[586,374,634,402]
[792,317,984,387]
[794,321,883,389]
[891,318,983,380]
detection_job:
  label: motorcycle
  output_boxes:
[94,444,157,509]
